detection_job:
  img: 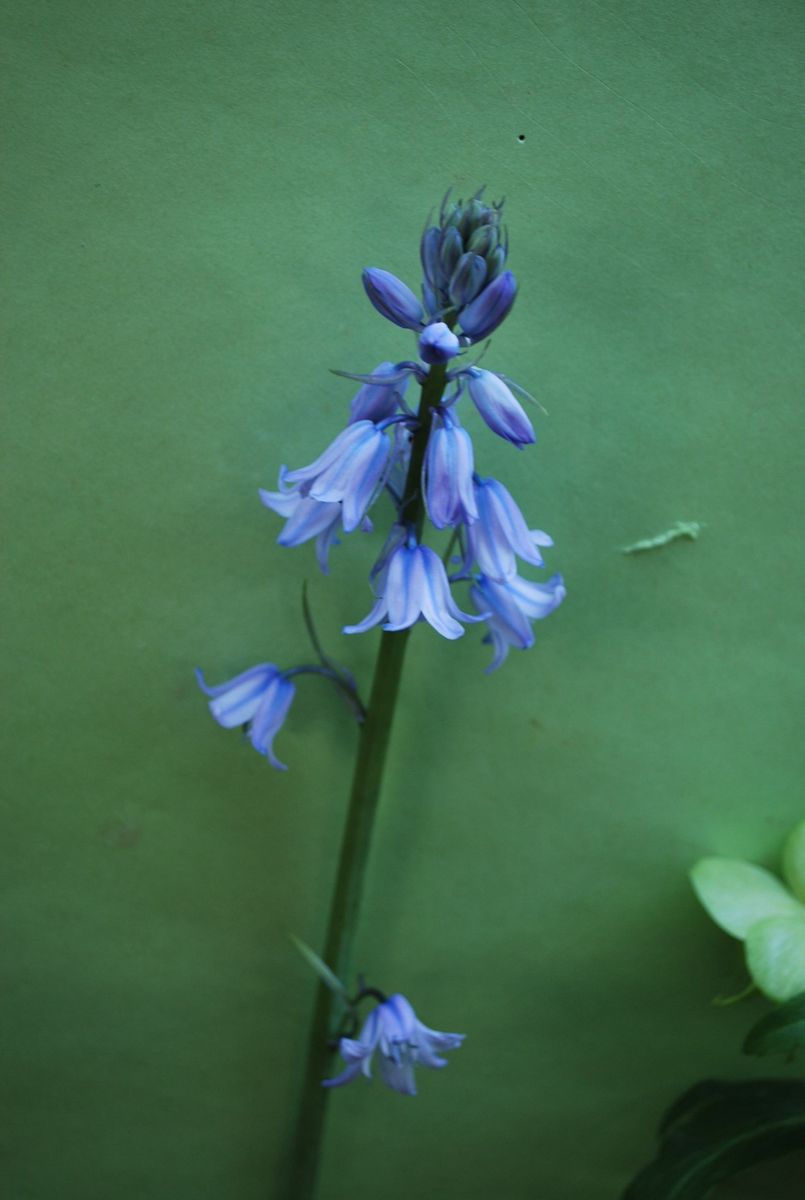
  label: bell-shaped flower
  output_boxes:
[283,420,391,533]
[458,270,517,340]
[258,471,349,574]
[465,368,535,447]
[362,267,424,330]
[322,993,464,1096]
[348,361,409,424]
[471,571,566,672]
[467,476,553,580]
[690,820,805,1002]
[418,322,461,365]
[422,407,478,530]
[196,663,295,770]
[344,532,484,640]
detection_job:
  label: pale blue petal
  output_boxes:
[248,675,295,769]
[343,596,388,636]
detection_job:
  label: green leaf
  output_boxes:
[745,915,805,1002]
[744,991,805,1057]
[288,934,349,999]
[689,858,801,939]
[622,1079,805,1199]
[782,820,805,905]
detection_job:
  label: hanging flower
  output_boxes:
[323,993,465,1095]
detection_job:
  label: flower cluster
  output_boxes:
[198,189,565,765]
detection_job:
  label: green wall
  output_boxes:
[5,1,805,1196]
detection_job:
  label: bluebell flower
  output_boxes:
[348,361,409,424]
[465,368,535,447]
[362,268,424,330]
[458,270,517,341]
[471,572,566,672]
[344,531,484,640]
[322,993,465,1095]
[259,471,355,574]
[422,407,478,530]
[467,476,553,580]
[418,322,461,365]
[283,420,391,533]
[196,663,295,769]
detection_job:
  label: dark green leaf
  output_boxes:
[744,991,805,1057]
[622,1078,805,1199]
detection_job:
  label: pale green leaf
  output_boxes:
[782,820,805,905]
[745,915,805,1002]
[689,858,801,939]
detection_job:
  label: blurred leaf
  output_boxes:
[689,858,800,939]
[744,992,805,1057]
[745,915,805,1002]
[288,934,349,999]
[622,1079,805,1199]
[783,821,805,905]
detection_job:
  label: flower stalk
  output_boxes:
[283,361,449,1199]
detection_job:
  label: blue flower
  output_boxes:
[422,407,478,530]
[283,420,391,533]
[322,993,465,1095]
[467,476,552,580]
[196,664,295,769]
[258,471,353,574]
[344,531,484,640]
[465,368,535,446]
[348,361,409,424]
[471,571,566,672]
[418,322,461,365]
[362,268,424,330]
[458,270,517,341]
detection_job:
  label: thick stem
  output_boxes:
[283,361,447,1199]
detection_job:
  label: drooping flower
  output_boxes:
[464,368,535,447]
[471,571,566,672]
[362,268,424,330]
[418,322,461,365]
[344,531,485,640]
[259,470,345,574]
[422,407,478,530]
[467,476,553,580]
[348,361,409,424]
[690,820,805,1002]
[458,270,517,341]
[283,421,391,533]
[322,993,465,1095]
[196,663,295,769]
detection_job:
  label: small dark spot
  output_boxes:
[517,134,525,142]
[529,717,541,730]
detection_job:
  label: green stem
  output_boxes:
[283,361,448,1199]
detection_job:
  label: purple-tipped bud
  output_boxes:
[418,322,461,365]
[459,270,517,341]
[465,368,535,446]
[439,226,463,280]
[448,253,487,307]
[362,268,424,330]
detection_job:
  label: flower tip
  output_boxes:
[362,267,424,331]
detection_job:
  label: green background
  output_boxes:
[4,1,805,1196]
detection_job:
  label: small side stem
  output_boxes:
[283,362,447,1199]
